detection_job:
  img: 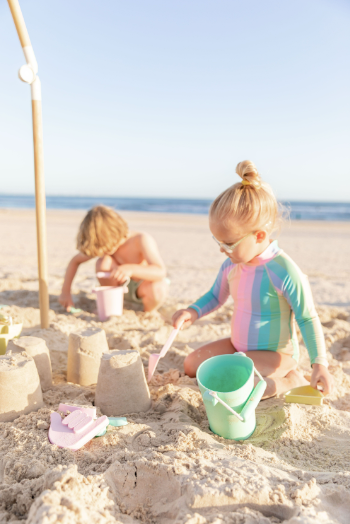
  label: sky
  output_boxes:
[0,0,349,201]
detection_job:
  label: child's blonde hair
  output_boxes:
[77,205,128,257]
[210,160,282,233]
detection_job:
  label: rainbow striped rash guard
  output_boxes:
[189,240,328,367]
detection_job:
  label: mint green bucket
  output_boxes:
[197,353,267,440]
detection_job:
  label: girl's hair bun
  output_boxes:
[236,160,262,189]
[210,158,285,234]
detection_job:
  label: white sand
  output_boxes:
[0,209,350,523]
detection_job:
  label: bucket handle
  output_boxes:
[203,390,244,421]
[203,358,267,423]
[240,378,267,422]
[123,277,131,291]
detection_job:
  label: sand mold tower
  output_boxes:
[0,353,43,422]
[67,327,109,386]
[8,336,52,390]
[95,350,151,416]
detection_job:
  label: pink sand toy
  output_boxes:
[93,273,130,321]
[49,408,109,451]
[148,320,184,381]
[58,403,96,418]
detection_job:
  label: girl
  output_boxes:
[172,161,333,398]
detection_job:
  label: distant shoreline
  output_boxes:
[1,194,350,221]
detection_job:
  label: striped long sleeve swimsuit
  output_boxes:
[189,240,328,367]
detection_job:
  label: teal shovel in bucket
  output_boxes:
[197,353,267,440]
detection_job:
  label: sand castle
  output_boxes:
[7,336,52,390]
[95,350,151,416]
[0,352,43,422]
[67,327,109,386]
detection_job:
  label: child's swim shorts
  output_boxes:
[124,279,143,305]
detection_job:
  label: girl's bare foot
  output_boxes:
[261,370,309,399]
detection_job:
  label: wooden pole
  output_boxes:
[7,0,49,328]
[32,86,50,329]
[7,0,31,48]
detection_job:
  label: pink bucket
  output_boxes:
[93,277,130,321]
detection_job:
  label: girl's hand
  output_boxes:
[109,264,133,286]
[172,308,198,330]
[59,292,74,312]
[310,364,334,395]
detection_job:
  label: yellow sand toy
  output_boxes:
[285,385,324,406]
[0,315,23,355]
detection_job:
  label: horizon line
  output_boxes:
[1,193,350,205]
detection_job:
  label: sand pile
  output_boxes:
[0,290,349,524]
[1,211,350,523]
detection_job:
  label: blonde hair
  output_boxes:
[210,160,283,233]
[77,205,128,257]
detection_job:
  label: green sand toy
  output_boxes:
[69,307,82,314]
[94,417,128,437]
[197,353,267,440]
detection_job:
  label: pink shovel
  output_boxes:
[148,320,184,381]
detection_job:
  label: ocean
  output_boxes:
[1,194,349,221]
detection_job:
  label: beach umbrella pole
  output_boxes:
[7,0,49,329]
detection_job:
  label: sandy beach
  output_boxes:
[1,208,350,524]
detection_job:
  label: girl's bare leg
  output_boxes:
[184,338,236,377]
[184,339,308,398]
[247,351,308,399]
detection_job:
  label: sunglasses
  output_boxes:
[212,232,253,253]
